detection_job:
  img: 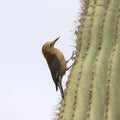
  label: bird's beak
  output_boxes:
[53,37,60,45]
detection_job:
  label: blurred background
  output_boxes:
[0,0,81,119]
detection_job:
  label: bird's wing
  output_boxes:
[47,55,60,91]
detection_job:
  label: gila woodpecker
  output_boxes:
[42,37,74,98]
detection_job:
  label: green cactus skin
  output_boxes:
[58,0,120,120]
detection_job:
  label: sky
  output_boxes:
[0,0,81,120]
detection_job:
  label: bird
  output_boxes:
[42,37,74,98]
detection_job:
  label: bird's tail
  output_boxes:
[58,81,64,98]
[56,85,58,91]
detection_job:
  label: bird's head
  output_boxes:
[42,37,60,56]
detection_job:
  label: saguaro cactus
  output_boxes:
[58,0,120,120]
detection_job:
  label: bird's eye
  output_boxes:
[50,43,52,47]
